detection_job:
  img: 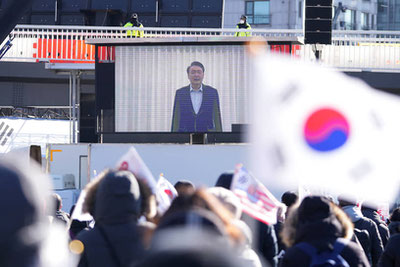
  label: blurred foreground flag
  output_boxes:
[117,147,157,193]
[157,174,178,215]
[249,52,400,203]
[231,164,281,225]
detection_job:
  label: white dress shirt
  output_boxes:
[190,84,203,114]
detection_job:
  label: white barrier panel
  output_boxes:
[89,143,250,189]
[46,143,89,190]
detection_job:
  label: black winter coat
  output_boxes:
[354,217,384,267]
[77,222,144,267]
[76,172,145,267]
[354,228,372,264]
[362,208,390,247]
[378,234,400,267]
[242,213,278,267]
[281,217,370,267]
[388,221,400,236]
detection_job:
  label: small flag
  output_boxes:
[70,190,93,222]
[0,121,14,146]
[157,174,178,215]
[231,164,281,225]
[116,147,157,194]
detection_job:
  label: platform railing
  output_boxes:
[2,25,400,71]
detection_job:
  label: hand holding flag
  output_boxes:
[231,164,282,225]
[116,147,157,194]
[157,174,178,215]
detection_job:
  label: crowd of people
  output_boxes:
[1,155,400,267]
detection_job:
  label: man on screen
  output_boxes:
[171,61,222,132]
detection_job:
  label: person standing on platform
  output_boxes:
[234,15,252,37]
[124,13,144,38]
[171,61,222,133]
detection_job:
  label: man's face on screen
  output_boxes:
[188,66,204,88]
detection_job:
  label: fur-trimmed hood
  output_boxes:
[83,170,142,224]
[281,196,353,249]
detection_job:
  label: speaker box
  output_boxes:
[95,63,114,110]
[160,0,189,13]
[191,15,221,28]
[90,0,127,10]
[60,13,86,25]
[306,0,332,7]
[160,15,188,27]
[131,0,156,13]
[304,0,332,44]
[32,0,55,12]
[60,0,88,12]
[192,0,223,13]
[31,13,56,25]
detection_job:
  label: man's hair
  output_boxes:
[281,191,298,208]
[186,61,205,74]
[174,180,195,196]
[337,195,357,207]
[52,193,62,211]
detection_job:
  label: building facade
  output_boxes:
[377,0,400,30]
[223,0,378,30]
[332,0,378,30]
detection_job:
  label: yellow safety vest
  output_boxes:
[234,24,252,37]
[124,22,144,38]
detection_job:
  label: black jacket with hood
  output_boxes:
[379,233,400,267]
[280,196,370,267]
[362,207,390,247]
[77,170,145,267]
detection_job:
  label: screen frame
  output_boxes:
[92,37,278,143]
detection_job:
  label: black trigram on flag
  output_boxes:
[0,122,14,146]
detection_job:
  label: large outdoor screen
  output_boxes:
[115,44,252,132]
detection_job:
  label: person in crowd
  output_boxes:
[174,180,196,195]
[137,226,248,267]
[281,196,370,267]
[51,193,70,226]
[136,177,158,223]
[361,202,390,247]
[207,187,242,220]
[281,191,299,214]
[275,191,299,254]
[68,204,91,240]
[171,61,222,132]
[155,189,261,266]
[352,227,373,264]
[208,187,263,267]
[379,207,400,267]
[378,234,400,267]
[0,157,76,266]
[215,171,278,267]
[234,15,252,37]
[75,169,145,267]
[338,196,383,267]
[159,189,241,242]
[124,13,144,37]
[388,207,400,236]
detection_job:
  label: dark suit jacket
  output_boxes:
[171,85,222,132]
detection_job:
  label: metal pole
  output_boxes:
[72,70,77,143]
[77,71,81,143]
[69,72,72,143]
[156,0,159,23]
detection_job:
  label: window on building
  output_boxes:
[298,1,303,18]
[361,12,370,30]
[344,9,356,30]
[245,1,270,25]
